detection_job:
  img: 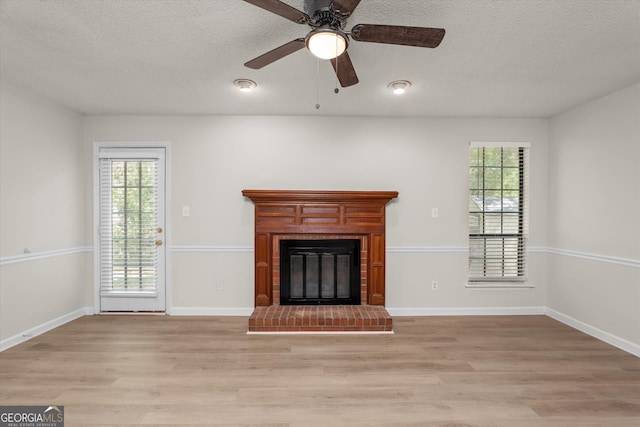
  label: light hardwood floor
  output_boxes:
[1,315,638,426]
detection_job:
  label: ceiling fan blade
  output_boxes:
[351,24,445,48]
[243,0,309,24]
[331,0,362,16]
[330,51,359,87]
[245,39,306,69]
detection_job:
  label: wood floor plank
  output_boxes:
[0,315,638,426]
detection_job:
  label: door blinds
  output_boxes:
[99,156,159,295]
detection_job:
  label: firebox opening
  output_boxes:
[280,239,361,306]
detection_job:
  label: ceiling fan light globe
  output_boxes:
[306,29,347,60]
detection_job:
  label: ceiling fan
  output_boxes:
[243,0,445,87]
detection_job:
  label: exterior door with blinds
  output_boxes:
[97,147,166,312]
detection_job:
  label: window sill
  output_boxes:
[465,282,534,289]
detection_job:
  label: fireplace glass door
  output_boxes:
[280,239,361,305]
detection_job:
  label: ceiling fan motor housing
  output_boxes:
[304,0,332,16]
[305,0,347,29]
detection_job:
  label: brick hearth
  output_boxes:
[248,305,393,333]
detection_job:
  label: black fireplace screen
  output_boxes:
[280,239,361,305]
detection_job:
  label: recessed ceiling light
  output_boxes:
[234,79,257,92]
[388,80,411,95]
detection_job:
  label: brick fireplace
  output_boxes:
[242,190,398,332]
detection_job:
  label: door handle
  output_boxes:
[155,240,163,246]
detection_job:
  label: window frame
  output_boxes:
[468,141,530,287]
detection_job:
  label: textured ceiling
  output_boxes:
[1,0,639,117]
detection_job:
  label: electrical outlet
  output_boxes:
[431,281,438,290]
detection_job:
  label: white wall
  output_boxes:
[0,80,89,343]
[548,83,640,348]
[83,115,549,313]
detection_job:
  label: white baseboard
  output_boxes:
[172,306,547,317]
[169,307,254,316]
[545,308,640,357]
[387,306,546,316]
[0,306,93,352]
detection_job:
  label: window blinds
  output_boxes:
[99,157,159,294]
[469,142,530,282]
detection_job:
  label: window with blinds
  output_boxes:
[469,142,529,283]
[99,157,159,294]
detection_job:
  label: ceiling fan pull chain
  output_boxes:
[315,57,321,109]
[334,35,340,94]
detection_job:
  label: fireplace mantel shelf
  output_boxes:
[242,190,398,204]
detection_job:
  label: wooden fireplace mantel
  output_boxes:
[243,190,398,307]
[242,190,399,204]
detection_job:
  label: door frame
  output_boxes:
[92,141,172,314]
